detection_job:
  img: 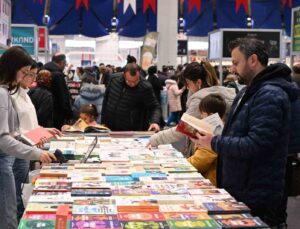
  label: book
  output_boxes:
[72,205,117,215]
[73,198,116,206]
[117,212,165,221]
[120,221,170,229]
[21,127,54,146]
[64,118,110,134]
[55,205,69,229]
[18,219,57,229]
[176,113,223,138]
[163,212,211,220]
[25,203,72,214]
[71,188,112,197]
[167,219,221,229]
[202,202,251,214]
[215,217,268,228]
[72,215,118,221]
[210,214,253,219]
[71,220,122,229]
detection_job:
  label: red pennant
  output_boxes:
[143,0,156,14]
[235,0,249,13]
[282,0,292,8]
[188,0,201,13]
[76,0,89,10]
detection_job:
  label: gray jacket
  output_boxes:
[0,87,41,160]
[149,86,236,156]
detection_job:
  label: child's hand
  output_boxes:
[61,125,71,131]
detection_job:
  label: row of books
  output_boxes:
[19,137,269,229]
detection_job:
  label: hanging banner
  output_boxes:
[292,6,300,54]
[0,0,11,48]
[38,26,48,51]
[12,24,38,57]
[140,32,158,71]
[143,0,156,14]
[124,0,136,14]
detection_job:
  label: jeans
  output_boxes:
[13,158,29,223]
[166,111,181,126]
[0,153,18,229]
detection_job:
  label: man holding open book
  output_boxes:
[191,38,299,228]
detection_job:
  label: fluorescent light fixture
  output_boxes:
[65,40,96,48]
[188,41,208,50]
[119,41,143,49]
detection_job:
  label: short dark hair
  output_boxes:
[148,65,157,75]
[124,63,140,76]
[80,104,98,118]
[127,55,136,64]
[52,54,66,64]
[199,94,227,119]
[228,38,269,66]
[293,64,300,74]
[0,46,33,91]
[81,76,97,85]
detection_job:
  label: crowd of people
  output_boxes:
[0,37,299,228]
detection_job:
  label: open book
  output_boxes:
[64,119,110,134]
[176,113,223,139]
[20,127,54,146]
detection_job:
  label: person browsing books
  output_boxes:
[147,61,236,157]
[0,46,57,229]
[189,38,300,228]
[101,63,161,132]
[62,104,99,131]
[187,94,226,186]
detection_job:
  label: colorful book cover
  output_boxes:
[72,215,118,221]
[215,217,268,228]
[71,188,112,197]
[18,219,57,229]
[105,176,134,182]
[22,214,57,220]
[167,219,221,229]
[159,204,207,213]
[202,202,251,214]
[163,212,211,220]
[210,214,253,219]
[118,212,165,221]
[71,220,121,229]
[56,205,69,229]
[121,221,170,229]
[111,188,151,196]
[72,181,111,189]
[72,205,117,215]
[73,198,116,206]
[21,127,54,146]
[25,203,72,214]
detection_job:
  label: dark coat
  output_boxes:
[101,75,161,131]
[43,62,72,129]
[212,63,300,210]
[28,85,53,128]
[147,74,163,104]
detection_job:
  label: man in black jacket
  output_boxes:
[43,53,72,129]
[101,63,161,131]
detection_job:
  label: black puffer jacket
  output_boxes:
[212,63,300,210]
[28,85,53,128]
[43,62,72,129]
[101,75,161,131]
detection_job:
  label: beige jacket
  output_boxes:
[165,79,184,112]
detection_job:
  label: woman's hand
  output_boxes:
[39,151,56,164]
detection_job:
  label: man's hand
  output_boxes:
[148,123,160,132]
[190,131,214,150]
[39,151,56,164]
